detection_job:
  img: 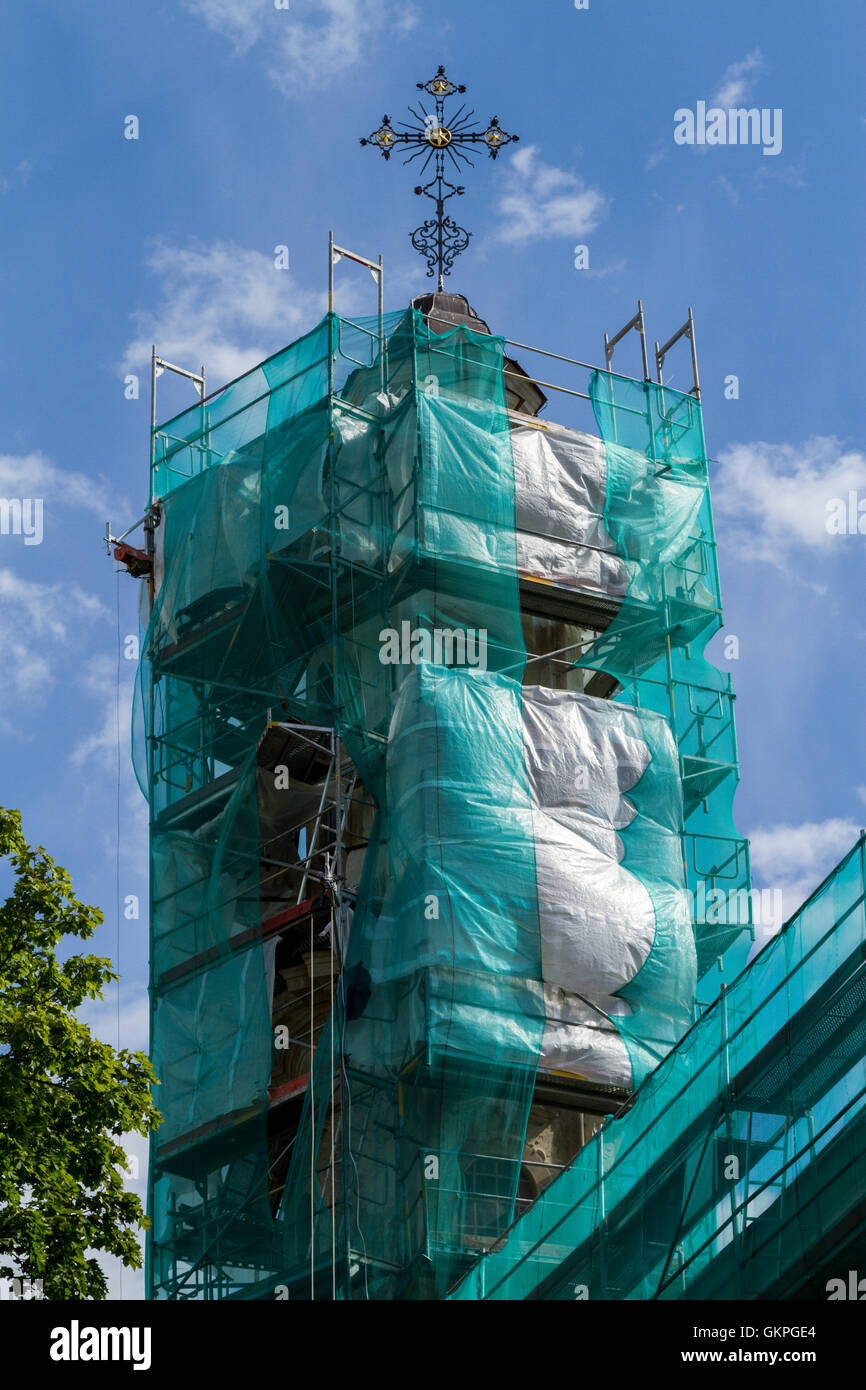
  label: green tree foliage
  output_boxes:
[0,808,159,1299]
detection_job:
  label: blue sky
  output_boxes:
[1,0,864,1294]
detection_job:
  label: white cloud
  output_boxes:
[712,49,764,109]
[857,786,866,807]
[585,258,627,280]
[756,152,808,191]
[122,239,338,385]
[79,979,150,1055]
[270,0,419,94]
[494,145,606,245]
[749,816,860,883]
[0,160,33,196]
[717,175,740,206]
[70,654,134,771]
[748,816,861,942]
[0,451,124,522]
[186,0,419,93]
[68,654,150,877]
[0,569,109,725]
[185,0,263,52]
[712,436,866,571]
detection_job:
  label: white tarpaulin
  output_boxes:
[509,412,705,600]
[377,665,694,1091]
[510,417,629,598]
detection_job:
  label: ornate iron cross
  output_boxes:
[361,64,519,290]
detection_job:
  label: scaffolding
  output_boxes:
[449,834,866,1300]
[132,285,752,1300]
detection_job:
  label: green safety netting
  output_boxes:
[134,307,750,1300]
[583,370,750,977]
[448,835,866,1301]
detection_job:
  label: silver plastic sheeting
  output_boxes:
[522,685,655,1086]
[521,685,691,1087]
[336,395,702,599]
[510,417,629,598]
[541,983,633,1088]
[509,413,705,600]
[375,664,692,1091]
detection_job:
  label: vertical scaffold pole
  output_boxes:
[145,344,159,1299]
[688,307,701,400]
[332,736,341,1301]
[200,364,207,465]
[310,901,315,1300]
[720,982,744,1292]
[378,254,385,394]
[597,1125,606,1296]
[637,300,650,381]
[325,300,338,1299]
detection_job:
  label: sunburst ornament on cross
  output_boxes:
[360,64,519,290]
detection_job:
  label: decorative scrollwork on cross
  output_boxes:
[361,64,518,288]
[410,216,472,281]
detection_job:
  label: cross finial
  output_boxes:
[361,64,519,290]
